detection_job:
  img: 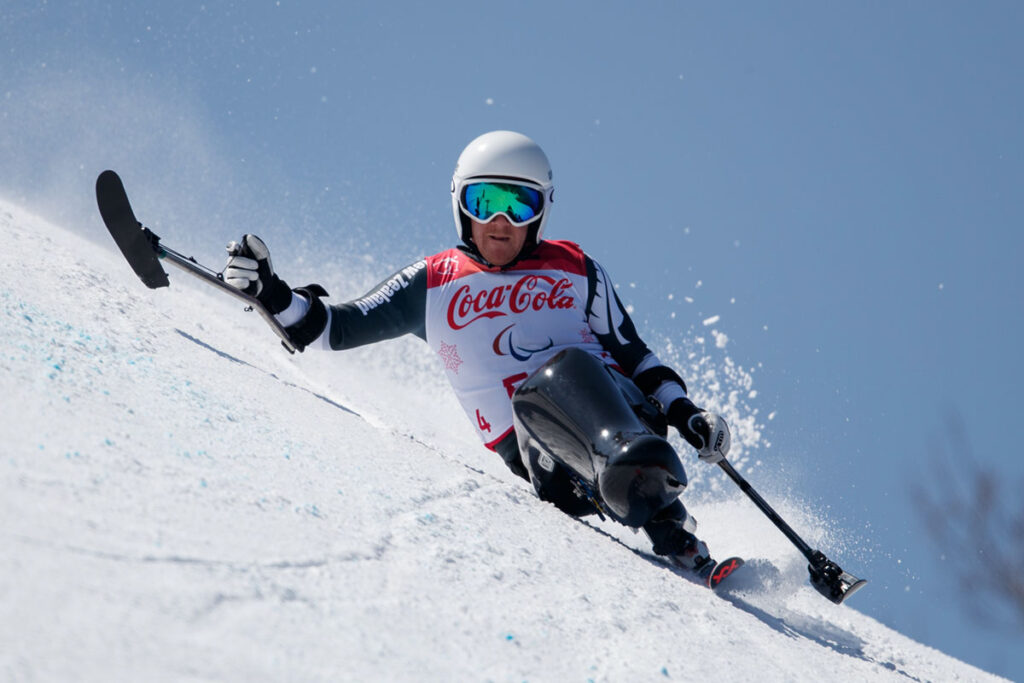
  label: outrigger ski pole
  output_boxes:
[95,170,297,354]
[717,457,866,604]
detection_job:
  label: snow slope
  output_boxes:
[0,201,1005,682]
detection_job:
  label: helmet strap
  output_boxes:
[458,212,475,246]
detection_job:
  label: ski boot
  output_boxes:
[643,502,715,575]
[643,501,744,589]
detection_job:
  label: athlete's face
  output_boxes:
[470,214,528,267]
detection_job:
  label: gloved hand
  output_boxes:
[667,398,732,464]
[685,411,731,464]
[223,234,293,314]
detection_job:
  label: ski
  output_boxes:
[659,554,745,591]
[95,170,298,353]
[705,556,745,590]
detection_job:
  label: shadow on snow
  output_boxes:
[174,328,359,418]
[579,519,923,682]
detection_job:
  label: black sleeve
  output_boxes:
[326,260,428,350]
[583,255,653,376]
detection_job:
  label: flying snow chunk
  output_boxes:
[712,330,728,348]
[702,315,720,326]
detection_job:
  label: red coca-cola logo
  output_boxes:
[446,275,576,330]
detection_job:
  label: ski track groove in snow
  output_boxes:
[0,202,1007,681]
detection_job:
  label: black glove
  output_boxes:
[667,397,731,464]
[223,234,293,314]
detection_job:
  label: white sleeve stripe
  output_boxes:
[653,381,687,412]
[631,352,662,377]
[316,307,333,350]
[592,262,629,345]
[275,292,310,327]
[274,292,333,351]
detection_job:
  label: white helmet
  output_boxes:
[451,130,554,247]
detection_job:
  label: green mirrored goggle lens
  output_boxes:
[460,182,544,225]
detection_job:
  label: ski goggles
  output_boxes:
[458,181,545,226]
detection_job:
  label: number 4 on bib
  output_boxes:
[476,409,492,433]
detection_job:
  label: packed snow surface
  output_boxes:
[0,201,1006,681]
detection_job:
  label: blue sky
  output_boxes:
[3,1,1022,678]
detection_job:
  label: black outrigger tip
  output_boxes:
[95,170,300,353]
[808,551,867,605]
[96,170,169,289]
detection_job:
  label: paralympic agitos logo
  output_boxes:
[446,275,576,330]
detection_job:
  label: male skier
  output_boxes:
[224,131,732,577]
